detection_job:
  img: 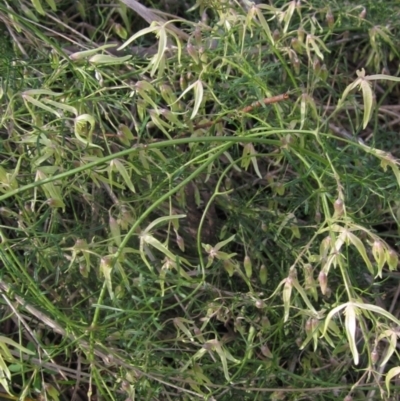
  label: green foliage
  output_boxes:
[1,0,400,400]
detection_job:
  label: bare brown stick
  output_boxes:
[240,93,289,113]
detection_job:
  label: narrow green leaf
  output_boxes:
[44,0,56,11]
[142,234,178,261]
[111,159,136,193]
[191,80,204,119]
[360,80,373,129]
[89,54,132,65]
[69,44,117,60]
[117,25,158,51]
[212,234,236,251]
[346,232,374,274]
[385,367,400,397]
[23,89,63,96]
[143,215,186,234]
[344,304,359,365]
[41,99,78,116]
[30,0,45,15]
[0,337,35,355]
[22,95,61,117]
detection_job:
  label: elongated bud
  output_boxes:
[259,264,267,284]
[298,27,305,43]
[79,263,89,278]
[291,37,302,54]
[318,271,328,295]
[261,316,270,330]
[292,56,300,75]
[305,318,313,334]
[117,124,134,146]
[75,238,88,250]
[187,43,199,64]
[320,64,328,81]
[386,248,398,271]
[313,57,321,74]
[261,344,273,358]
[372,240,385,269]
[273,29,280,42]
[311,318,319,332]
[223,259,235,277]
[326,10,334,29]
[113,23,128,39]
[244,255,252,278]
[109,215,121,246]
[159,84,177,105]
[320,236,331,260]
[179,75,187,91]
[371,348,379,364]
[359,8,366,19]
[46,198,64,209]
[333,198,344,217]
[176,232,185,252]
[255,299,264,309]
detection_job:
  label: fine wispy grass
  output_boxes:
[1,0,400,400]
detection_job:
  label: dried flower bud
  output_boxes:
[194,26,202,46]
[121,380,130,392]
[313,57,321,74]
[176,233,185,252]
[311,318,319,332]
[261,344,273,358]
[261,316,270,330]
[372,240,384,267]
[159,84,177,105]
[318,271,328,294]
[255,299,265,309]
[315,211,321,223]
[386,248,398,271]
[333,198,344,217]
[371,348,379,364]
[109,215,121,246]
[359,7,366,19]
[291,37,302,54]
[326,10,334,29]
[292,56,300,75]
[273,29,280,42]
[79,263,88,278]
[305,318,313,334]
[187,43,199,63]
[289,266,297,280]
